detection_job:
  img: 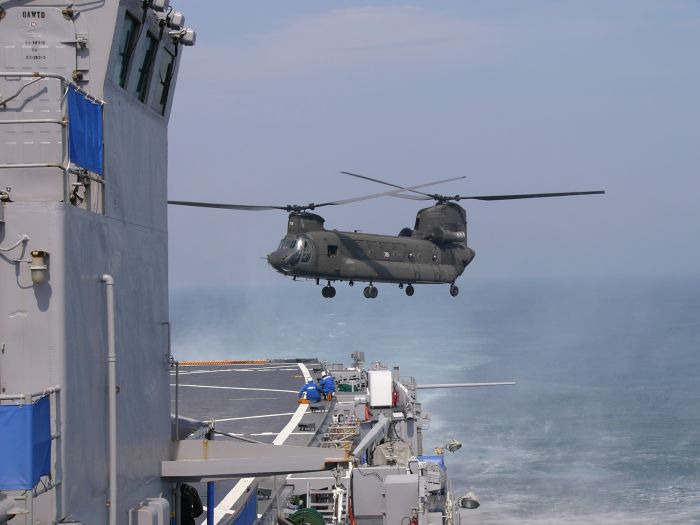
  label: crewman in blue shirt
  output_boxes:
[319,371,336,400]
[298,378,321,404]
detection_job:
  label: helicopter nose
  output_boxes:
[267,249,301,271]
[267,251,284,269]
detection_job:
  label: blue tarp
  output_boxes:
[232,487,257,525]
[67,85,104,175]
[0,396,52,490]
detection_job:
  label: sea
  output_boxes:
[170,275,700,524]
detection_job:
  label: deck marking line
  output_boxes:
[215,362,311,524]
[177,384,297,394]
[214,412,296,423]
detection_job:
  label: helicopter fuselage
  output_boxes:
[266,204,476,296]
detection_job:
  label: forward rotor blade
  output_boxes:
[340,171,465,198]
[389,194,435,201]
[316,178,467,207]
[168,200,288,211]
[457,190,605,201]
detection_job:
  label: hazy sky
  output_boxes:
[167,1,700,291]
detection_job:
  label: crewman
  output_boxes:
[298,378,322,404]
[319,371,336,400]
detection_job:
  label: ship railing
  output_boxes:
[0,72,105,212]
[0,385,62,524]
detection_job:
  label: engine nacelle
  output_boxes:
[428,226,466,244]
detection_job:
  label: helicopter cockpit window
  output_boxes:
[293,235,314,263]
[278,238,297,250]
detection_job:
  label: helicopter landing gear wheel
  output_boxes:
[369,286,378,299]
[363,286,371,298]
[405,284,415,297]
[450,284,459,297]
[322,285,336,298]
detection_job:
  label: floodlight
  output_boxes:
[458,491,479,510]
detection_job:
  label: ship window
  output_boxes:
[151,47,176,115]
[113,12,140,88]
[133,33,158,102]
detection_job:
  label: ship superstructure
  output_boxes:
[0,2,502,524]
[0,0,195,522]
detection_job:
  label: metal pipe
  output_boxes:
[416,382,515,389]
[175,361,179,440]
[207,482,215,524]
[351,414,389,459]
[101,274,117,525]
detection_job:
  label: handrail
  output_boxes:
[0,118,66,125]
[0,71,105,105]
[0,384,61,402]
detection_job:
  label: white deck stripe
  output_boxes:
[215,362,311,524]
[214,412,296,423]
[178,384,297,394]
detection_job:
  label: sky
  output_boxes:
[167,1,700,291]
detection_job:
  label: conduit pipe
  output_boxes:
[101,274,117,525]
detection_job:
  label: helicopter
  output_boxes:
[169,172,604,298]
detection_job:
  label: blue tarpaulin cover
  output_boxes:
[0,396,52,490]
[67,85,103,175]
[232,487,257,525]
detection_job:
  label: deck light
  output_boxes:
[169,28,196,46]
[445,438,462,453]
[167,10,185,29]
[458,491,479,509]
[149,0,169,12]
[30,250,49,284]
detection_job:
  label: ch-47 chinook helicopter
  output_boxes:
[169,172,604,298]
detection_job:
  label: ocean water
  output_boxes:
[170,276,700,524]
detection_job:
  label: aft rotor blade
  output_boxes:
[340,171,465,198]
[457,190,606,201]
[168,200,288,211]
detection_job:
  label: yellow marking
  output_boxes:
[179,359,269,366]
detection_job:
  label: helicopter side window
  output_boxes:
[327,245,338,257]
